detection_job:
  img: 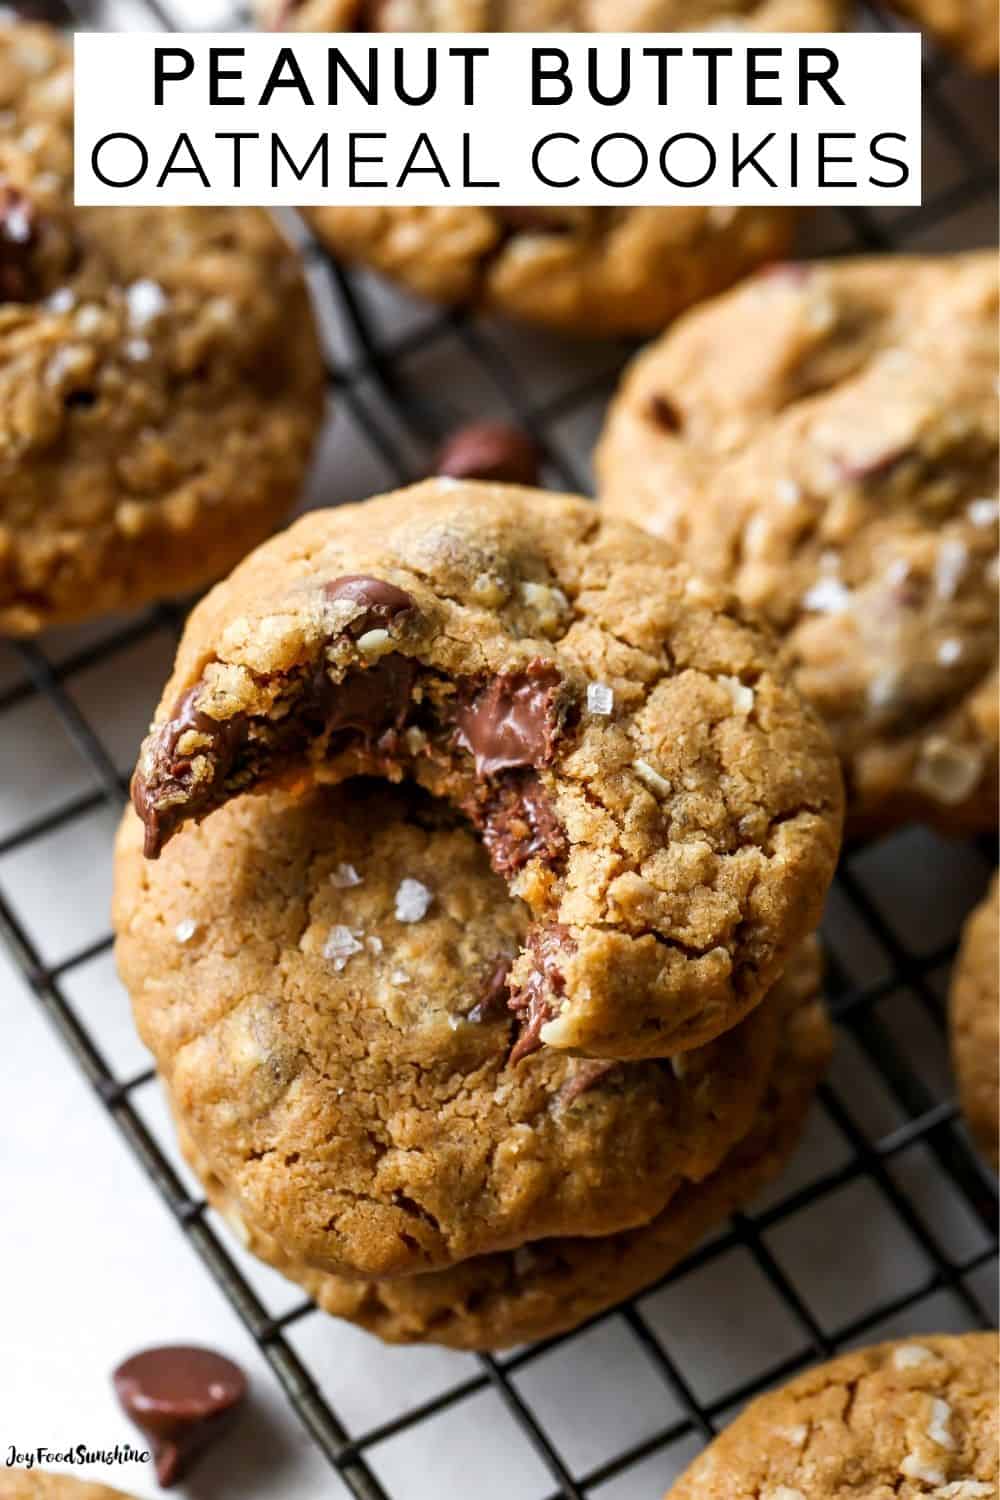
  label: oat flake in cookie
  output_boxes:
[253,1,845,337]
[173,942,831,1348]
[598,253,999,837]
[115,778,806,1278]
[0,23,324,635]
[665,1332,999,1499]
[128,482,843,1064]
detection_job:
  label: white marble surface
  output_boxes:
[0,4,997,1498]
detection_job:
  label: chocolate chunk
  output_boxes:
[132,686,248,860]
[647,394,682,434]
[113,1345,247,1489]
[508,925,573,1067]
[323,575,415,638]
[470,773,567,878]
[467,955,513,1024]
[455,661,563,778]
[434,422,543,487]
[558,1059,618,1107]
[323,653,416,743]
[0,182,37,303]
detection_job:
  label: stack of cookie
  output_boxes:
[114,482,844,1349]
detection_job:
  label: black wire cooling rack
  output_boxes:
[1,3,997,1497]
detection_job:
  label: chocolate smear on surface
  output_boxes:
[434,422,542,487]
[508,924,574,1067]
[454,661,563,778]
[113,1345,247,1489]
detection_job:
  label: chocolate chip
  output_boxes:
[467,955,513,1024]
[647,394,682,434]
[508,925,573,1067]
[558,1059,618,1107]
[434,422,543,488]
[323,574,415,638]
[470,773,567,878]
[322,652,416,743]
[113,1346,247,1489]
[454,662,563,778]
[0,182,37,303]
[132,686,248,859]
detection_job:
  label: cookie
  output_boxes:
[665,1332,999,1499]
[598,253,999,838]
[115,779,799,1279]
[176,942,831,1349]
[0,1477,137,1500]
[252,2,842,337]
[951,873,998,1168]
[0,22,325,635]
[888,0,998,72]
[128,482,844,1063]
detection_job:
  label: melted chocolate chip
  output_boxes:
[647,394,682,434]
[467,955,514,1024]
[467,773,567,878]
[454,662,563,778]
[558,1059,618,1107]
[132,687,248,860]
[323,575,415,638]
[113,1346,247,1489]
[0,182,37,303]
[434,422,543,487]
[508,924,573,1067]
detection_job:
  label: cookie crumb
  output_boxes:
[174,918,199,944]
[331,862,363,888]
[781,1425,808,1446]
[587,682,614,716]
[395,878,433,923]
[323,924,364,970]
[634,758,671,797]
[366,935,383,955]
[357,627,392,657]
[935,1484,994,1497]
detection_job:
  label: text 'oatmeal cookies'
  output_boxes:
[130,482,844,1064]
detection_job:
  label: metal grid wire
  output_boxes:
[1,3,997,1496]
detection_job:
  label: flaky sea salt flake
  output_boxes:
[323,925,364,971]
[395,878,433,923]
[587,682,614,716]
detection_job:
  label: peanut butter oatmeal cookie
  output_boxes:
[598,253,999,837]
[665,1332,999,1499]
[127,482,843,1063]
[0,22,324,634]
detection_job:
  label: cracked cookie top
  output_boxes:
[950,873,998,1169]
[128,482,844,1063]
[666,1333,999,1500]
[174,946,830,1348]
[598,253,999,837]
[0,22,324,634]
[115,781,795,1280]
